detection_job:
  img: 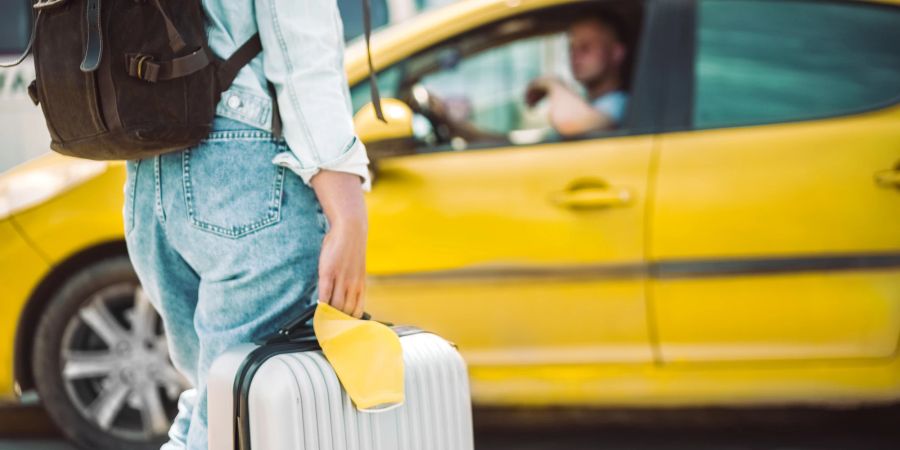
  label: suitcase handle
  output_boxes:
[278,303,377,335]
[264,302,390,345]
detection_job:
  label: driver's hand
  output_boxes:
[427,93,449,119]
[525,76,557,107]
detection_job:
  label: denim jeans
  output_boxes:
[123,116,328,450]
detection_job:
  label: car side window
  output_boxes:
[349,32,572,131]
[0,0,31,55]
[417,32,571,139]
[350,1,645,155]
[694,0,900,129]
[349,28,577,152]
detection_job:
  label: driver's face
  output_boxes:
[567,20,624,85]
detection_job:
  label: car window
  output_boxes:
[416,32,571,138]
[0,0,31,55]
[349,24,577,150]
[694,0,900,129]
[351,1,644,155]
[350,31,570,120]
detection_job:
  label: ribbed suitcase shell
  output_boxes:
[208,332,474,450]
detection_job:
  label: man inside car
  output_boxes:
[526,11,629,135]
[421,11,630,143]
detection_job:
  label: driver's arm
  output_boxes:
[543,81,616,136]
[420,88,507,143]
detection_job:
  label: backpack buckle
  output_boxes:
[33,0,68,10]
[126,54,160,83]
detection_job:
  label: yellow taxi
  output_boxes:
[1,0,899,448]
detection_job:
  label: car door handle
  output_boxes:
[874,169,900,188]
[550,186,632,209]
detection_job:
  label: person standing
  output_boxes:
[123,1,370,449]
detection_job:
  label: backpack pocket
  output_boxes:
[33,1,109,143]
[106,0,205,131]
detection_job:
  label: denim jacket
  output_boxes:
[203,0,372,191]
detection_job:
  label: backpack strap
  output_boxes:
[216,35,286,139]
[84,0,185,73]
[216,35,263,92]
[126,48,213,83]
[267,81,283,139]
[362,0,386,123]
[81,0,103,71]
[149,0,187,53]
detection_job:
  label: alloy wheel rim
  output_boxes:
[59,282,188,441]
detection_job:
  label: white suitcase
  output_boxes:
[208,325,474,450]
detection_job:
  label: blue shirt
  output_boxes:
[202,0,371,191]
[590,90,629,126]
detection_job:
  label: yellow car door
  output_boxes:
[651,0,900,364]
[366,136,654,405]
[350,2,660,404]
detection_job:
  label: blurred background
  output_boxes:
[1,0,898,449]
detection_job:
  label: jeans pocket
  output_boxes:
[182,136,286,239]
[123,159,141,237]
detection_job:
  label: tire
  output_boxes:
[32,255,188,450]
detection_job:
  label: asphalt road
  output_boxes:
[2,404,899,449]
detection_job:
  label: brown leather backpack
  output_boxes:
[2,0,385,160]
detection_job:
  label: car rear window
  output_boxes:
[693,0,900,129]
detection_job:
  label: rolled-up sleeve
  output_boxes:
[256,0,371,192]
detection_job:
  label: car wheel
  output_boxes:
[32,255,189,450]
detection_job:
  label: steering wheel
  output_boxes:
[406,82,454,144]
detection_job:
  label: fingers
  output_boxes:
[315,216,367,318]
[332,276,366,318]
[317,232,338,308]
[343,287,358,319]
[349,282,365,319]
[331,273,348,312]
[318,271,334,306]
[319,267,366,319]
